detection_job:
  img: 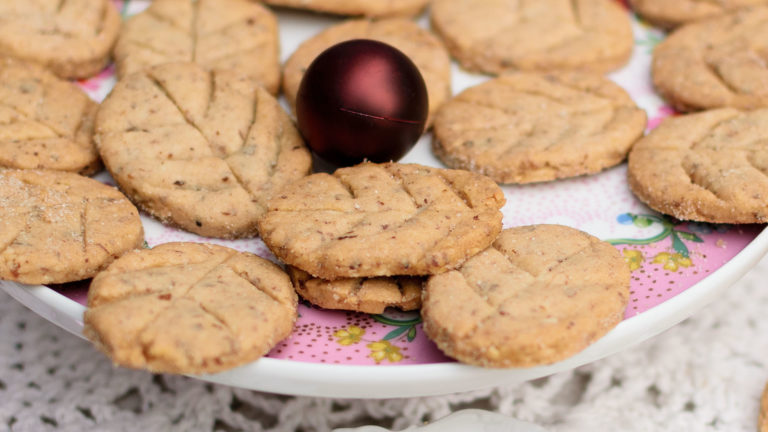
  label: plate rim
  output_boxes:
[4,224,767,398]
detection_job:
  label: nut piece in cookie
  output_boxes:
[114,0,280,94]
[652,6,768,112]
[95,62,312,239]
[83,242,298,375]
[0,169,144,285]
[430,0,633,75]
[288,266,422,314]
[0,0,121,79]
[282,19,451,127]
[258,162,506,280]
[422,225,630,368]
[432,72,647,184]
[628,108,768,223]
[0,58,101,175]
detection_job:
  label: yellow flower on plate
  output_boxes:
[367,340,403,364]
[652,252,692,272]
[334,325,365,346]
[622,249,644,271]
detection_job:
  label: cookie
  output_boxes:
[652,6,768,112]
[83,242,297,375]
[0,0,120,79]
[95,62,312,239]
[282,18,451,127]
[630,0,768,29]
[430,0,633,75]
[422,225,629,368]
[0,169,144,285]
[288,266,422,314]
[113,0,280,94]
[628,108,768,223]
[262,0,428,17]
[0,57,100,175]
[258,162,506,280]
[432,72,647,184]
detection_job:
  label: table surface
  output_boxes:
[2,254,768,432]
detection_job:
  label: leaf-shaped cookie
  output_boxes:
[114,0,280,94]
[628,108,768,223]
[0,58,100,175]
[432,72,647,183]
[95,62,312,239]
[422,225,630,367]
[258,162,506,279]
[0,169,144,284]
[0,0,121,79]
[84,242,298,374]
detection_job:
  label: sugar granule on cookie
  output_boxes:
[0,169,144,285]
[258,162,506,280]
[84,242,298,375]
[422,225,630,368]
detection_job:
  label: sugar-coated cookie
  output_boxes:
[0,169,144,285]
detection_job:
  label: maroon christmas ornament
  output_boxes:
[296,39,429,167]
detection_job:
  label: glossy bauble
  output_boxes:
[296,39,429,168]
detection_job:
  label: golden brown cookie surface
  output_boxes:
[432,72,647,184]
[258,162,505,280]
[430,0,633,75]
[84,242,297,375]
[282,18,451,127]
[114,0,280,94]
[263,0,428,17]
[630,0,768,28]
[652,6,768,111]
[0,0,120,79]
[0,58,100,175]
[288,267,422,314]
[95,62,312,239]
[0,169,144,285]
[628,108,768,223]
[422,225,629,368]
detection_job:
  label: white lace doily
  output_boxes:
[3,254,768,432]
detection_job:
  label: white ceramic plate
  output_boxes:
[4,3,768,399]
